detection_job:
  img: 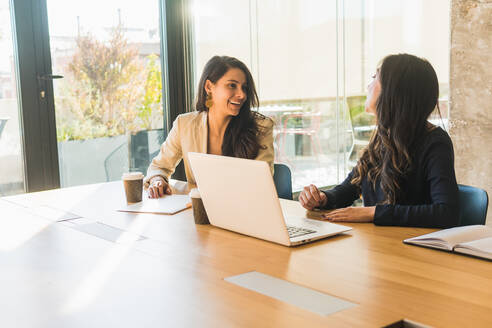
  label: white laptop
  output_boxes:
[188,152,352,246]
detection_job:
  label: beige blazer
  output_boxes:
[144,111,274,188]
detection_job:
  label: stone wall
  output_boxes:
[450,0,492,224]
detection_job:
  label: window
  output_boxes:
[47,0,165,186]
[192,0,450,191]
[193,0,342,191]
[0,2,25,196]
[0,0,451,194]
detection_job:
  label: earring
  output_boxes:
[205,93,213,109]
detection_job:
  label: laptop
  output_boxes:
[188,152,352,246]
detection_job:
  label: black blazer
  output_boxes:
[321,127,460,228]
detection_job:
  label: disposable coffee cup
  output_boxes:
[189,188,209,224]
[122,172,144,203]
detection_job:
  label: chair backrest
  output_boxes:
[458,184,489,226]
[273,163,293,200]
[104,142,129,182]
[0,119,8,138]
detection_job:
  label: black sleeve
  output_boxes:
[320,168,361,209]
[373,136,460,228]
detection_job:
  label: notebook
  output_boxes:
[117,194,191,215]
[403,225,492,260]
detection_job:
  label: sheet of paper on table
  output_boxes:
[117,194,191,215]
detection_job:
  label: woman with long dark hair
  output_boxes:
[146,55,273,198]
[299,54,459,228]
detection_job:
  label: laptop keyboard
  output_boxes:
[286,225,316,238]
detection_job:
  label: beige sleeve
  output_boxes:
[144,117,183,188]
[255,117,275,175]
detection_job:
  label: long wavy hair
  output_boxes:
[196,55,267,159]
[351,54,440,204]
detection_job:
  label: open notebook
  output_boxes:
[117,194,191,215]
[404,225,492,260]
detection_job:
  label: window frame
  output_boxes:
[9,0,194,191]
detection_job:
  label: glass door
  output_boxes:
[0,2,25,196]
[192,0,451,193]
[193,0,346,192]
[344,0,451,130]
[46,0,166,187]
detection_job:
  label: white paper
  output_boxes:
[225,271,356,316]
[454,236,492,260]
[117,194,191,215]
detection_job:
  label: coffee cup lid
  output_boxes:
[189,188,201,198]
[122,172,144,180]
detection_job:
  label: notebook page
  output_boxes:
[454,237,492,260]
[404,225,492,250]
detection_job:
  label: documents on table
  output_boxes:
[225,271,356,316]
[404,225,492,260]
[62,218,146,243]
[117,194,191,215]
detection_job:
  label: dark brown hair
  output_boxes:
[351,54,440,204]
[196,55,268,159]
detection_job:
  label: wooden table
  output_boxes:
[1,181,491,327]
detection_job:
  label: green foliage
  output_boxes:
[347,96,375,127]
[350,104,374,126]
[137,54,162,130]
[55,25,163,141]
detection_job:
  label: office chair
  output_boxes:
[458,184,489,226]
[273,163,293,200]
[104,142,129,182]
[0,118,8,139]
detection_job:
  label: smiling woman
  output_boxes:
[145,55,275,199]
[204,68,248,155]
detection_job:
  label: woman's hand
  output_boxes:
[148,176,172,198]
[299,184,328,210]
[322,206,375,223]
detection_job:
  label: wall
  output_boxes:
[450,0,492,224]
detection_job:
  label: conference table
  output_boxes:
[0,181,491,327]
